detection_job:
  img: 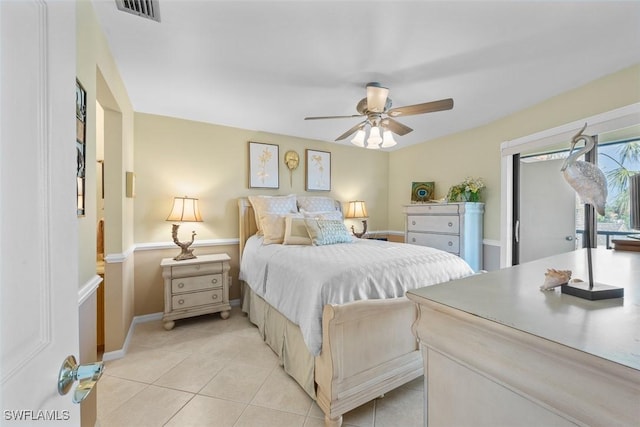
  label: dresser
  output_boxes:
[407,249,640,426]
[161,253,231,330]
[403,202,484,271]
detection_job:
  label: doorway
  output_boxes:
[500,103,640,267]
[519,157,577,263]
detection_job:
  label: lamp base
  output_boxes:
[173,247,196,261]
[350,220,368,239]
[171,223,197,261]
[561,281,624,300]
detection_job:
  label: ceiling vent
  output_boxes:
[115,0,160,22]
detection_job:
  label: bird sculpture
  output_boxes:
[560,123,607,216]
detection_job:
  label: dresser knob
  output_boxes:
[212,278,218,284]
[178,299,184,305]
[412,221,416,226]
[212,294,218,300]
[178,282,184,288]
[412,238,416,242]
[448,241,453,246]
[448,222,453,227]
[195,265,200,270]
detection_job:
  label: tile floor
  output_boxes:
[96,306,424,427]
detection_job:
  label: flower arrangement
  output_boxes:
[447,177,485,202]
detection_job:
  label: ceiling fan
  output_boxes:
[304,82,454,149]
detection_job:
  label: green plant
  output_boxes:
[447,177,485,202]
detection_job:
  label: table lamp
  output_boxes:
[166,196,203,260]
[345,200,368,238]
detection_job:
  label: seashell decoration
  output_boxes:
[540,269,572,291]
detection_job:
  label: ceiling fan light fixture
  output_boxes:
[367,126,382,148]
[381,130,397,148]
[351,129,366,147]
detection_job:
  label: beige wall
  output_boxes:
[132,113,389,315]
[77,0,136,362]
[79,0,639,336]
[388,64,640,241]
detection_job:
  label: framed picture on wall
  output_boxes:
[76,79,87,216]
[248,141,279,189]
[305,149,331,191]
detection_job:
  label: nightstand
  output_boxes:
[161,253,231,330]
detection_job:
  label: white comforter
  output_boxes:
[239,236,473,355]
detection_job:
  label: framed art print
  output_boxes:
[76,79,87,216]
[306,149,331,191]
[249,141,279,189]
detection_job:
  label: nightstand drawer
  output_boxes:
[407,215,459,234]
[172,274,222,293]
[172,288,224,310]
[171,262,223,278]
[407,232,459,253]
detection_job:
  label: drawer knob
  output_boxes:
[195,265,200,270]
[178,299,184,305]
[448,241,453,246]
[212,294,218,300]
[412,220,416,225]
[412,238,416,242]
[178,282,184,288]
[212,278,218,284]
[448,222,453,227]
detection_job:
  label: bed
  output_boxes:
[238,196,473,426]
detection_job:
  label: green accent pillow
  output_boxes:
[304,219,353,246]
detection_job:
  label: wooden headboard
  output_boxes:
[238,198,257,261]
[238,197,343,261]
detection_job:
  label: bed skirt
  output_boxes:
[241,282,316,398]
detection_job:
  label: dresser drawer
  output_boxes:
[407,232,460,253]
[407,215,459,234]
[172,288,224,310]
[404,204,459,215]
[171,262,223,278]
[172,274,222,294]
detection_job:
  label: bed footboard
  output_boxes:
[315,297,423,425]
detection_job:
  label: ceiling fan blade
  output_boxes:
[366,83,389,113]
[335,120,367,141]
[305,114,364,120]
[381,118,413,136]
[387,98,454,117]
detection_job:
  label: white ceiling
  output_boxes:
[92,1,640,150]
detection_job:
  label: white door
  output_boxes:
[1,1,80,425]
[519,158,577,263]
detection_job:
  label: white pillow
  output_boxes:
[297,196,338,213]
[248,195,297,235]
[283,216,312,245]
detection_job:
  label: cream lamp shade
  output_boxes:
[166,196,203,222]
[166,196,203,260]
[345,200,368,219]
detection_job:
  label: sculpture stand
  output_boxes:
[561,229,623,300]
